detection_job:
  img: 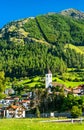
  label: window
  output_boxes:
[46,75,48,78]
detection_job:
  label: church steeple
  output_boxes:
[45,69,52,88]
[48,69,52,74]
[46,66,52,74]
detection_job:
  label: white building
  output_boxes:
[45,70,52,88]
[5,105,26,118]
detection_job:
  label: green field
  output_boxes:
[0,118,84,130]
[10,71,84,90]
[65,44,84,54]
[78,46,84,52]
[17,76,45,88]
[53,77,84,88]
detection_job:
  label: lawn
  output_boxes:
[0,118,84,130]
[65,44,84,54]
[11,76,45,88]
[53,77,84,88]
[6,70,84,89]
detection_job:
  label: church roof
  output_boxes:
[48,69,52,74]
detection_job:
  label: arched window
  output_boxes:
[46,75,48,78]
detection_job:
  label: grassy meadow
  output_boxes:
[10,70,84,90]
[0,118,84,130]
[65,44,84,54]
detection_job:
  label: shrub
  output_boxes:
[71,106,82,118]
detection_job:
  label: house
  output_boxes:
[4,97,14,105]
[21,99,30,109]
[5,105,26,118]
[72,84,84,95]
[4,88,15,95]
[64,84,84,96]
[64,87,72,95]
[0,108,4,118]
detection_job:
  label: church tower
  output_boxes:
[45,70,52,88]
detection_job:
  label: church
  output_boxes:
[45,69,52,88]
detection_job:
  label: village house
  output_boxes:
[4,105,26,118]
[4,88,15,95]
[0,97,14,106]
[72,84,84,95]
[21,99,30,109]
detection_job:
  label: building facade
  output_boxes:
[45,70,52,88]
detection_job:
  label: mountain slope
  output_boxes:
[0,18,48,45]
[0,9,84,78]
[1,10,84,46]
[60,8,84,19]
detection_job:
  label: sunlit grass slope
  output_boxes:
[65,44,84,54]
[0,119,84,130]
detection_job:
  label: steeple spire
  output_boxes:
[48,69,52,74]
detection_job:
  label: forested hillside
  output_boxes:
[0,9,84,79]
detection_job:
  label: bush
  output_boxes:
[71,106,82,118]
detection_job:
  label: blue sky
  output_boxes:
[0,0,84,28]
